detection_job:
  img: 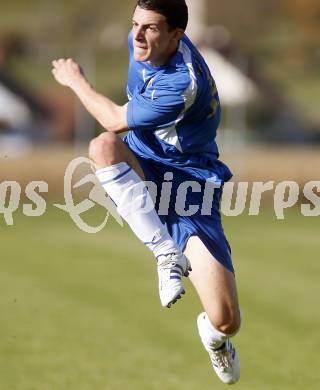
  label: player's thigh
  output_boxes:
[124,143,146,180]
[89,132,145,179]
[184,235,240,333]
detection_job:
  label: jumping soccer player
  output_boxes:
[52,0,241,384]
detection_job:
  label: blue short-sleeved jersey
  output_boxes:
[125,31,232,184]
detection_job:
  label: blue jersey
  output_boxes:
[125,31,232,184]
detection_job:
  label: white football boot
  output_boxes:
[197,314,240,384]
[156,252,191,308]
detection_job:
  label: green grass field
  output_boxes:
[1,207,319,390]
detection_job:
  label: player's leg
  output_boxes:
[89,131,146,179]
[185,236,240,334]
[89,132,191,307]
[184,235,241,384]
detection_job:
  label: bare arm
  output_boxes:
[51,58,128,133]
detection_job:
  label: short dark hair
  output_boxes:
[136,0,188,31]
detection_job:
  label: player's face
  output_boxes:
[132,6,182,67]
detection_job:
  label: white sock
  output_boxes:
[95,162,179,258]
[197,312,237,350]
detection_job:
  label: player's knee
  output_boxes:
[89,132,119,166]
[208,308,241,336]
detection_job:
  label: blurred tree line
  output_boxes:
[0,0,319,138]
[206,0,320,123]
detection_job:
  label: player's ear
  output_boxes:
[172,28,184,42]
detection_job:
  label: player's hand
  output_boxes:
[51,58,86,89]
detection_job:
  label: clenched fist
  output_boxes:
[51,58,86,89]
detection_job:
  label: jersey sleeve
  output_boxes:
[127,74,190,131]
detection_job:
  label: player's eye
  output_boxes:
[148,26,158,32]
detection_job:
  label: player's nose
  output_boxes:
[133,26,145,41]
